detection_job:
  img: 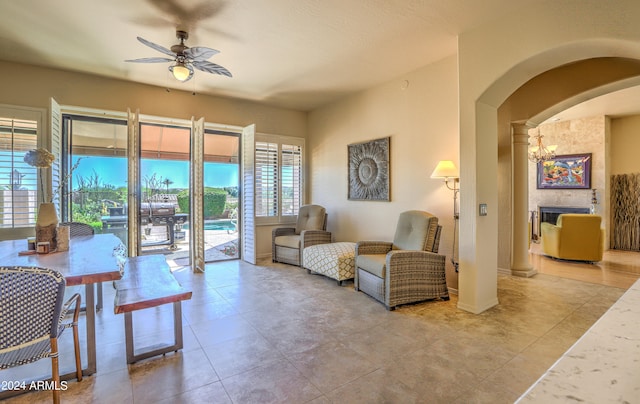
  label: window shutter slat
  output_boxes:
[255,141,278,217]
[0,117,38,228]
[281,144,302,216]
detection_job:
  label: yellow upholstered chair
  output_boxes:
[541,214,604,262]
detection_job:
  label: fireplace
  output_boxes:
[537,205,590,236]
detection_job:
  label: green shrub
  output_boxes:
[204,188,227,218]
[177,190,189,213]
[225,200,238,211]
[177,188,227,218]
[89,221,103,233]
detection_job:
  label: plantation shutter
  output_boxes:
[281,143,302,217]
[241,124,256,264]
[255,140,278,218]
[127,108,140,256]
[50,98,61,215]
[0,111,38,230]
[190,117,205,272]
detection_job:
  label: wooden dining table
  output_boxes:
[0,233,124,379]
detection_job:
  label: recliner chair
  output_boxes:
[541,213,604,262]
[354,210,448,310]
[272,204,331,266]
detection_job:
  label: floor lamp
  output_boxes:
[431,160,459,272]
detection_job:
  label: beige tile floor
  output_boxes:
[2,246,639,404]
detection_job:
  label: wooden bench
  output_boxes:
[114,255,192,364]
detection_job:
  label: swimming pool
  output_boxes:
[183,220,236,232]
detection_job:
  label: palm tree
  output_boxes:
[163,178,174,193]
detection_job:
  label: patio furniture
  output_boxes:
[0,266,83,404]
[354,210,448,310]
[303,242,356,285]
[272,204,331,266]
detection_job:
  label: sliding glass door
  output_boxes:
[139,123,191,260]
[65,115,128,246]
[203,130,240,261]
[65,114,240,266]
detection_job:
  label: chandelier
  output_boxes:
[528,130,557,163]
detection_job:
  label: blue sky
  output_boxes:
[71,156,239,189]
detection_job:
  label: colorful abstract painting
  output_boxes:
[537,153,592,189]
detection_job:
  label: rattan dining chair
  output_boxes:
[60,222,104,312]
[0,266,83,404]
[62,222,94,238]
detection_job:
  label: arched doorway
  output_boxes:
[498,57,640,279]
[459,42,640,314]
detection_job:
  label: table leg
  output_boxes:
[84,283,97,375]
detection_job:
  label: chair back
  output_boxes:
[60,222,95,237]
[392,210,440,252]
[0,266,65,368]
[295,205,327,234]
[556,214,603,253]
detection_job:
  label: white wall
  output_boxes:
[308,55,460,289]
[0,61,307,137]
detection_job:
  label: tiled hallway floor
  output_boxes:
[2,250,638,403]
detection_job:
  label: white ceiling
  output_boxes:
[1,0,639,115]
[542,85,640,124]
[0,0,541,111]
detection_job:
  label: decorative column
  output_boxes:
[511,123,536,277]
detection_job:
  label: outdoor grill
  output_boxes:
[140,203,187,248]
[140,202,177,224]
[101,202,188,249]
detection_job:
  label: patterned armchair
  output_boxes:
[0,266,83,404]
[272,204,332,266]
[355,210,449,310]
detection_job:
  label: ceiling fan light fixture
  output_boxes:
[170,62,192,82]
[127,31,231,81]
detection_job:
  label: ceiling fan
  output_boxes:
[125,30,232,82]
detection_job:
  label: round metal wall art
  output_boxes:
[348,137,390,201]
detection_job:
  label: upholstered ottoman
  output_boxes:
[303,242,356,285]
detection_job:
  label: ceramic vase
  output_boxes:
[35,202,58,251]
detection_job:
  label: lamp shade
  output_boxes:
[430,160,459,179]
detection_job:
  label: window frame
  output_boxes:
[0,104,46,238]
[254,133,304,226]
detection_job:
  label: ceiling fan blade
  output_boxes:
[125,57,174,63]
[192,60,232,77]
[136,36,176,57]
[184,46,219,61]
